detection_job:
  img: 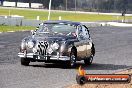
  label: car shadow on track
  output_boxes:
[82,63,132,71]
[29,62,132,70]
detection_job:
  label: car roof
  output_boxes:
[43,20,81,26]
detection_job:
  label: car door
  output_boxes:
[74,25,88,59]
[81,25,92,57]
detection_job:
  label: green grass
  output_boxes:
[0,8,132,21]
[0,25,35,32]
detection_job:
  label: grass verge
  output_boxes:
[0,8,132,21]
[0,25,35,32]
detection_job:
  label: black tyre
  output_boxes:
[84,55,93,65]
[91,43,95,56]
[68,49,77,68]
[76,75,86,85]
[21,58,30,66]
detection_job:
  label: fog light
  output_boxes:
[48,48,53,54]
[51,42,59,51]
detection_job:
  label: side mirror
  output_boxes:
[31,30,35,35]
[31,26,39,35]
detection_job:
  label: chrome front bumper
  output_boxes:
[18,53,70,61]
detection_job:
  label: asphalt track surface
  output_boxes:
[0,27,132,88]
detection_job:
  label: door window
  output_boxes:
[77,25,90,40]
[82,25,90,39]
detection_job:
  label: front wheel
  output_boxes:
[21,58,30,66]
[69,54,76,67]
[68,49,77,68]
[84,56,93,65]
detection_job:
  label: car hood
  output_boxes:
[33,34,77,43]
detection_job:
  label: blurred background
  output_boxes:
[0,0,132,13]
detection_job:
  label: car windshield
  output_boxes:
[36,23,77,35]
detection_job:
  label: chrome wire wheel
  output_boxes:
[70,54,76,67]
[68,49,77,68]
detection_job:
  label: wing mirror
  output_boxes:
[31,29,37,35]
[31,27,39,35]
[31,30,35,35]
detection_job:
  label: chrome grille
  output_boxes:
[38,41,49,55]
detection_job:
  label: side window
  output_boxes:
[77,25,84,40]
[81,25,90,39]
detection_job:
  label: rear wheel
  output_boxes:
[21,58,30,66]
[91,43,95,56]
[84,55,93,65]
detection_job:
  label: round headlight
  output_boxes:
[27,41,34,48]
[51,42,59,50]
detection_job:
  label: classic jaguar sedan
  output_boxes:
[18,20,95,67]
